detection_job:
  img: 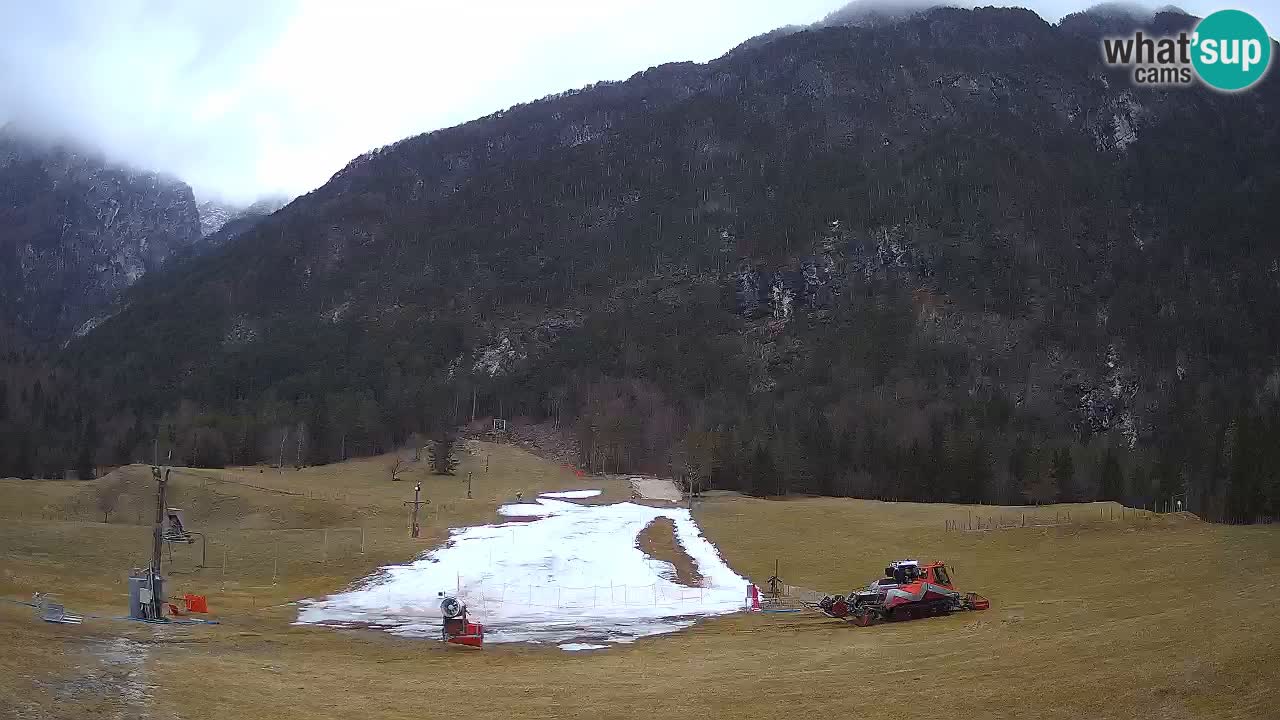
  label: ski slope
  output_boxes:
[296,494,749,645]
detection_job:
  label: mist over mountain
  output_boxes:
[7,5,1279,522]
[821,0,970,27]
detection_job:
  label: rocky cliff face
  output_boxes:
[196,200,236,238]
[0,131,202,342]
[193,196,287,252]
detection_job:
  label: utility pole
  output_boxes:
[404,482,427,538]
[149,466,170,620]
[278,428,288,473]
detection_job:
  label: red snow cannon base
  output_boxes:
[444,618,485,648]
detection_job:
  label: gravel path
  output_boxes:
[630,477,681,503]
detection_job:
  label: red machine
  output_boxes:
[439,594,484,648]
[818,560,989,626]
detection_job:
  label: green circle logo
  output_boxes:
[1192,10,1272,91]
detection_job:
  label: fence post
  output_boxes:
[360,527,366,554]
[322,530,328,563]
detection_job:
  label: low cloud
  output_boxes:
[1,1,1273,204]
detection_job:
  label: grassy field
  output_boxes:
[2,442,1278,719]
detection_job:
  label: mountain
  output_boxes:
[197,200,237,238]
[0,130,202,344]
[56,7,1280,521]
[195,196,288,247]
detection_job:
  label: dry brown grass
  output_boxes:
[636,517,703,587]
[2,443,1278,720]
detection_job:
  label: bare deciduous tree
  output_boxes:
[95,476,124,523]
[388,455,409,482]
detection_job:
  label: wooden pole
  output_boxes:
[149,466,169,619]
[278,428,287,473]
[405,483,425,538]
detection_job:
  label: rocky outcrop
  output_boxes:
[0,131,202,342]
[195,196,287,249]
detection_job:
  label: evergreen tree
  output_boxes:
[1052,447,1076,502]
[747,443,776,498]
[1100,448,1124,502]
[967,435,993,503]
[76,416,98,480]
[1021,446,1058,505]
[429,435,460,475]
[14,429,33,479]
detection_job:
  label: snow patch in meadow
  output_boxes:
[539,489,602,499]
[295,496,749,644]
[496,503,556,517]
[558,643,609,651]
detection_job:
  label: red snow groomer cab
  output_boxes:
[818,560,989,626]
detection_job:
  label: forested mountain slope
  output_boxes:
[52,7,1280,521]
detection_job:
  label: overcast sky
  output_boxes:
[1,0,1275,204]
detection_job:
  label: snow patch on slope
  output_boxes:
[539,489,601,499]
[295,498,749,645]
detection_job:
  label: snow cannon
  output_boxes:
[817,560,989,626]
[439,593,484,648]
